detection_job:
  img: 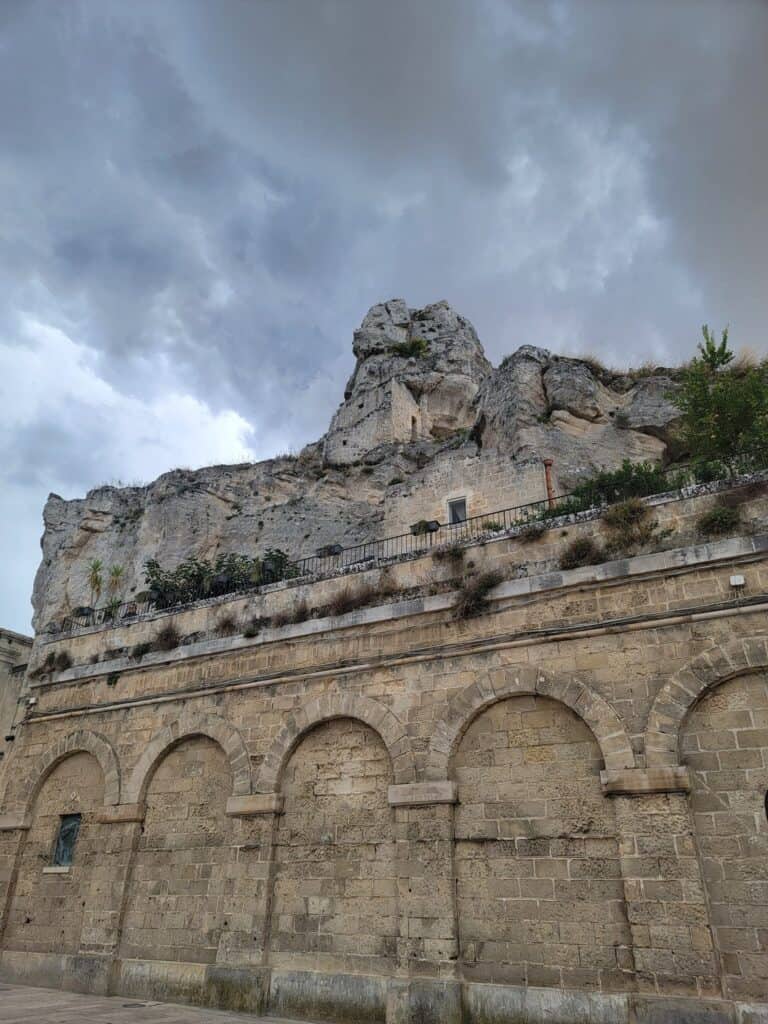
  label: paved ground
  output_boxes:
[0,984,307,1024]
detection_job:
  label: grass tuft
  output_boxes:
[559,536,604,571]
[455,570,504,619]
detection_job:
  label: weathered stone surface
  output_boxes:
[474,346,674,486]
[31,299,683,630]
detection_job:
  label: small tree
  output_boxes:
[87,559,103,608]
[675,325,768,473]
[698,324,733,371]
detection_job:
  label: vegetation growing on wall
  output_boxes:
[152,623,180,652]
[143,549,296,608]
[697,502,741,537]
[601,498,671,554]
[455,570,504,619]
[558,536,605,571]
[390,337,429,358]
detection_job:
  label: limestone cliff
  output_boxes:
[32,299,681,631]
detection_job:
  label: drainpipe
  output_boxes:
[543,458,556,508]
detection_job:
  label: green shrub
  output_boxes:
[602,497,647,531]
[215,614,239,637]
[481,520,505,533]
[559,536,604,571]
[54,650,72,672]
[455,570,504,619]
[131,641,152,661]
[390,337,429,358]
[272,599,310,628]
[542,496,585,520]
[519,522,547,541]
[243,616,268,639]
[433,543,465,565]
[575,460,676,505]
[697,503,741,537]
[152,623,181,652]
[326,584,375,618]
[144,548,296,608]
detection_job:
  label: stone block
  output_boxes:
[0,813,30,830]
[387,781,457,806]
[268,968,387,1023]
[225,794,284,816]
[601,767,691,795]
[95,803,145,824]
[631,995,736,1024]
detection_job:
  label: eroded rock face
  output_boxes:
[323,299,492,464]
[30,299,683,630]
[475,346,680,481]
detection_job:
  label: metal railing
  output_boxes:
[53,448,768,636]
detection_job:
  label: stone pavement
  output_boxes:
[0,984,307,1024]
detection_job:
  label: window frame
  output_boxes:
[52,812,82,867]
[447,497,468,525]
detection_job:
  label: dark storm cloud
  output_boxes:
[1,0,767,630]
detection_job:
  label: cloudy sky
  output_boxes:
[1,1,766,632]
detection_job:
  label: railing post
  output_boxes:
[543,458,556,508]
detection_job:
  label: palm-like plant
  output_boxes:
[87,559,103,608]
[108,564,124,595]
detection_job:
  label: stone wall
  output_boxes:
[454,696,631,992]
[270,720,397,979]
[2,521,768,1022]
[0,628,32,772]
[119,736,234,965]
[3,752,104,955]
[682,673,768,1002]
[381,451,550,536]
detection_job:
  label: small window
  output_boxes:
[448,498,467,525]
[52,813,81,867]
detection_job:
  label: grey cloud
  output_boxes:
[0,0,766,631]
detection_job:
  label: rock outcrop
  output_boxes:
[323,299,491,464]
[31,299,682,631]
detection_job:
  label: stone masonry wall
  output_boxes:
[454,696,631,992]
[682,672,768,1002]
[269,719,397,978]
[119,736,234,965]
[3,752,104,955]
[2,531,768,1022]
[382,451,550,537]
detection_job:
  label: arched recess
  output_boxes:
[426,664,636,780]
[119,734,235,965]
[123,711,251,804]
[646,636,768,766]
[3,729,120,813]
[2,750,108,955]
[268,716,398,978]
[255,692,415,792]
